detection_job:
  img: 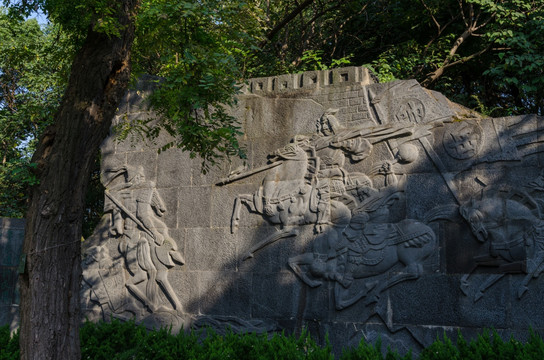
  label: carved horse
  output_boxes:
[288,188,437,310]
[459,190,544,300]
[231,137,324,232]
[230,136,377,258]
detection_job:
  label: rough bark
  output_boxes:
[19,1,139,359]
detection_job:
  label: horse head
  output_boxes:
[460,198,488,243]
[461,193,541,248]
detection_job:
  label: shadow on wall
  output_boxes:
[180,113,544,355]
[80,75,544,355]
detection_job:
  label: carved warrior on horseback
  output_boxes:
[101,165,184,314]
[459,187,544,301]
[218,109,439,309]
[219,109,415,257]
[288,181,437,310]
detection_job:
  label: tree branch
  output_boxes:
[422,3,496,87]
[420,0,441,33]
[259,0,315,48]
[441,45,491,70]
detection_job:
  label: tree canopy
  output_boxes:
[251,0,544,116]
[0,0,543,359]
[2,0,543,217]
[0,9,73,216]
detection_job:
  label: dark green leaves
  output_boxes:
[129,0,261,173]
[0,10,73,217]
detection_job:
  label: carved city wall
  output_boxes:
[83,66,544,353]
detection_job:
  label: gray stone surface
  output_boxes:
[81,66,544,353]
[0,218,24,330]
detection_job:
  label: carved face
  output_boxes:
[320,117,334,135]
[318,114,340,136]
[460,206,488,243]
[443,122,483,159]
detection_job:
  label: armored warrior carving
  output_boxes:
[459,188,544,301]
[82,245,142,320]
[225,109,414,238]
[289,184,436,310]
[312,109,412,197]
[101,165,184,314]
[220,109,439,309]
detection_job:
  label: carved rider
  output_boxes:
[102,165,184,313]
[312,109,373,195]
[82,245,142,319]
[338,185,434,289]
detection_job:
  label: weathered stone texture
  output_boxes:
[80,66,544,355]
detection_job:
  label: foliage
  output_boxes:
[299,50,353,72]
[0,9,73,217]
[5,321,544,359]
[118,0,266,173]
[419,329,544,360]
[0,326,19,360]
[340,337,411,360]
[0,159,37,217]
[253,0,544,116]
[368,0,544,115]
[78,319,333,359]
[247,0,362,77]
[476,0,544,115]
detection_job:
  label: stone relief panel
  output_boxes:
[221,103,544,318]
[82,165,186,330]
[219,109,439,311]
[80,69,544,354]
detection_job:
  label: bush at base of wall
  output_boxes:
[2,321,544,359]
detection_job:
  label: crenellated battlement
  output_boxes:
[240,66,377,95]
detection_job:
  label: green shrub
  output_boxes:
[419,333,460,360]
[2,320,544,359]
[340,337,410,360]
[0,326,19,360]
[419,329,544,360]
[80,319,332,359]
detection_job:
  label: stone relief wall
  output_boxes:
[82,67,544,353]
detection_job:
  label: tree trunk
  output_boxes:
[19,1,139,359]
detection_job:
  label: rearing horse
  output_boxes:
[231,136,324,233]
[459,190,544,300]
